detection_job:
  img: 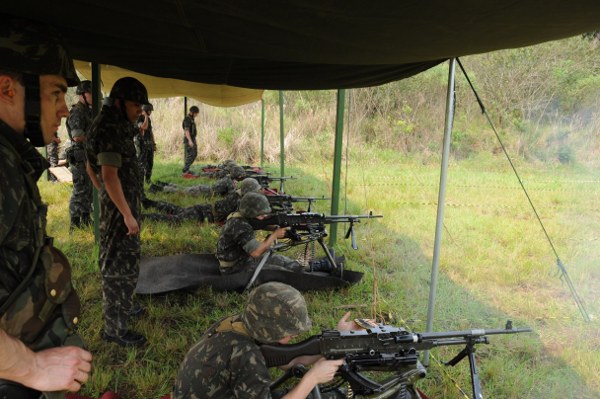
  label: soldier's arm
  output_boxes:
[0,328,92,392]
[248,227,289,258]
[86,161,101,190]
[184,129,193,147]
[101,165,139,235]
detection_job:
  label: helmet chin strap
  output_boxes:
[22,73,45,147]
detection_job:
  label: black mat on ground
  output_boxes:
[135,253,363,294]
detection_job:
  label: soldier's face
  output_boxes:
[83,91,93,106]
[39,75,69,144]
[124,100,142,123]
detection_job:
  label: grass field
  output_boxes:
[40,150,599,399]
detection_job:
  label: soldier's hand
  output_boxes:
[275,226,290,239]
[27,346,92,392]
[337,311,377,331]
[306,357,344,385]
[124,215,140,235]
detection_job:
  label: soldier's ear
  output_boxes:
[0,75,18,104]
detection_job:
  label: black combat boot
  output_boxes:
[80,213,92,226]
[309,259,335,273]
[101,329,146,347]
[70,216,81,232]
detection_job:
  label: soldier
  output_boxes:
[142,177,262,224]
[85,77,149,347]
[149,175,236,197]
[45,132,60,182]
[213,177,262,223]
[135,103,156,184]
[66,80,94,229]
[0,15,92,397]
[216,192,303,275]
[182,105,199,176]
[172,282,368,399]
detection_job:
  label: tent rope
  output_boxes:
[456,58,591,322]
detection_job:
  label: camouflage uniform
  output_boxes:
[173,282,312,399]
[85,103,142,337]
[45,133,59,182]
[0,122,83,397]
[135,114,155,184]
[159,176,235,197]
[182,114,197,173]
[213,177,261,223]
[216,213,301,275]
[66,102,93,227]
[141,198,212,224]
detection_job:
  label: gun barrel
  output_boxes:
[418,327,532,341]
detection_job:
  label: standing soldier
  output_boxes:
[182,105,199,177]
[0,14,92,397]
[46,132,60,182]
[135,103,156,184]
[85,77,149,347]
[66,80,93,229]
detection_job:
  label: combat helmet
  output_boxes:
[76,80,92,95]
[229,165,246,180]
[0,14,79,146]
[239,192,271,218]
[242,282,311,343]
[109,77,149,105]
[238,178,261,196]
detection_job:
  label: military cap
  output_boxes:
[242,282,311,343]
[0,14,79,86]
[238,177,261,196]
[109,77,149,105]
[142,103,154,112]
[76,80,92,95]
[239,192,271,218]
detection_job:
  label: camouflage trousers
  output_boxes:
[182,140,198,173]
[46,141,58,182]
[137,145,154,184]
[69,161,93,226]
[220,254,302,275]
[142,198,212,223]
[99,208,141,336]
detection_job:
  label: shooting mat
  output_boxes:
[135,253,363,294]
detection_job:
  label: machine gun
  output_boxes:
[261,321,532,399]
[249,174,295,193]
[266,194,330,213]
[249,212,382,250]
[244,212,381,290]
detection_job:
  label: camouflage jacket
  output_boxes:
[173,315,273,399]
[66,101,93,141]
[213,191,241,222]
[85,104,142,221]
[216,214,260,273]
[135,115,154,144]
[182,115,197,141]
[0,120,48,307]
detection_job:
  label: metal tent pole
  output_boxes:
[260,99,265,167]
[279,91,285,179]
[329,89,345,246]
[423,58,456,366]
[92,63,101,244]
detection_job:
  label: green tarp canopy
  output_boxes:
[6,0,600,90]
